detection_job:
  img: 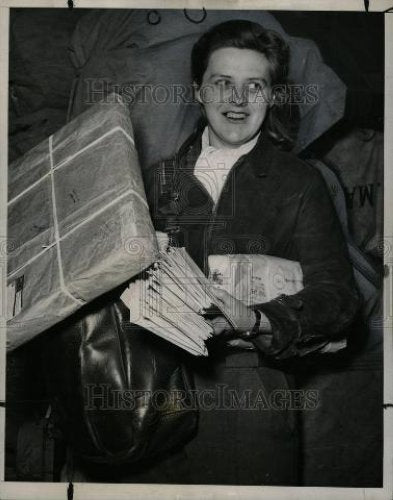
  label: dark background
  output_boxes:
[9,9,384,162]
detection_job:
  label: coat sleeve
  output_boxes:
[253,167,361,359]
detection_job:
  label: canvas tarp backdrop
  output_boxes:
[67,9,346,170]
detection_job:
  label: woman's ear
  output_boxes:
[193,81,203,105]
[269,90,275,109]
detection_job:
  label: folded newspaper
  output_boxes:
[121,250,346,356]
[208,254,303,305]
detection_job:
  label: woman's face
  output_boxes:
[195,47,273,149]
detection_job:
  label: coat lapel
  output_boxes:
[174,126,286,272]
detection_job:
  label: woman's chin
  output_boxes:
[220,133,255,148]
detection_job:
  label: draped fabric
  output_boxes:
[322,128,384,260]
[68,9,346,170]
[9,9,84,162]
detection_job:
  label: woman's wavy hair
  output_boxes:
[191,20,299,151]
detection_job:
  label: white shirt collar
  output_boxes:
[193,127,261,206]
[201,126,260,156]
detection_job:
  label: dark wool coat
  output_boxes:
[148,125,360,359]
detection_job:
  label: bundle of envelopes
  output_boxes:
[121,247,216,356]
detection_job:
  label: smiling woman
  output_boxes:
[145,19,360,485]
[191,20,296,151]
[4,8,385,490]
[194,47,272,148]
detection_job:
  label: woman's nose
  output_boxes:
[228,85,248,105]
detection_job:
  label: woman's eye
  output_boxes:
[247,82,264,92]
[214,79,230,88]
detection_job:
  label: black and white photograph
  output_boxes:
[0,2,392,498]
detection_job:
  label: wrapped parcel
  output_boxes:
[7,95,158,351]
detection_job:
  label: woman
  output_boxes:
[148,20,360,485]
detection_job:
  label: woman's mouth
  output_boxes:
[222,111,248,122]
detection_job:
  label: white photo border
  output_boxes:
[0,1,392,499]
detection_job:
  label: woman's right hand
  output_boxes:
[155,231,170,252]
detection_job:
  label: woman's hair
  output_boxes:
[191,20,299,151]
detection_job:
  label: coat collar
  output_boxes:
[176,118,277,178]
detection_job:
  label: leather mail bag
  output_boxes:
[41,288,198,466]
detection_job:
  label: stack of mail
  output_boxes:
[122,247,216,356]
[122,251,346,356]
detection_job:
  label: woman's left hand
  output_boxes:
[207,287,256,337]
